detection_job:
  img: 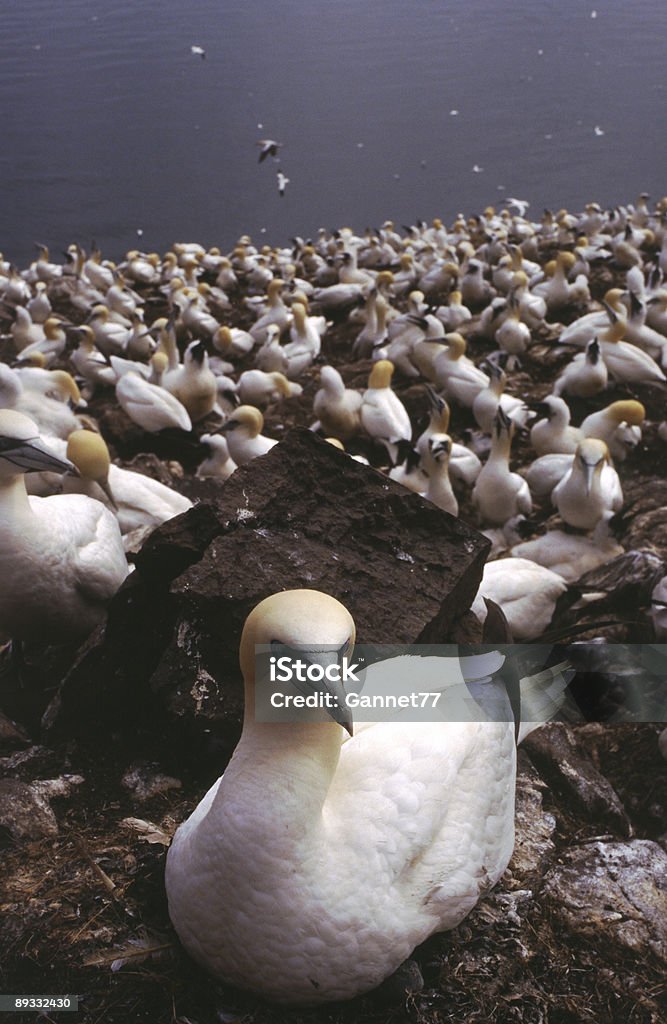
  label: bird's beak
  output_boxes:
[581,458,596,496]
[274,643,354,736]
[98,476,118,509]
[1,435,79,476]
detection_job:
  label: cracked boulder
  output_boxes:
[542,840,667,964]
[43,429,489,762]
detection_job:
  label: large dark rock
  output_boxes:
[43,429,489,762]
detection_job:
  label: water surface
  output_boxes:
[2,0,665,263]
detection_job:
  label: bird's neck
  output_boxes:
[0,474,34,521]
[224,714,343,823]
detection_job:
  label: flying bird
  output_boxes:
[190,45,206,59]
[277,171,290,197]
[257,139,283,163]
[506,198,530,217]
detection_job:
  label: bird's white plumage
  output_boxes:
[0,410,128,641]
[166,590,519,1004]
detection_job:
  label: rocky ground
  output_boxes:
[0,251,666,1023]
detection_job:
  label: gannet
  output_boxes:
[17,318,67,367]
[26,282,52,324]
[87,305,131,357]
[282,301,324,376]
[312,366,363,441]
[597,318,666,384]
[553,337,608,398]
[238,370,301,407]
[360,360,411,462]
[249,280,291,344]
[83,250,116,291]
[0,410,128,643]
[472,409,532,525]
[460,259,494,308]
[196,433,237,480]
[163,340,218,422]
[166,589,529,1003]
[213,325,255,359]
[494,295,531,364]
[116,371,192,433]
[0,364,83,440]
[432,334,489,407]
[579,399,644,461]
[472,364,531,434]
[510,515,624,583]
[552,439,623,529]
[422,435,458,515]
[471,558,567,640]
[529,396,583,455]
[221,405,277,464]
[353,291,389,358]
[433,290,472,332]
[557,288,627,348]
[64,430,192,535]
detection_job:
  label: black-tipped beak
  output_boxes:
[0,435,78,476]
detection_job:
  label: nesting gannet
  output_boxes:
[166,589,526,1003]
[552,439,623,529]
[196,433,237,480]
[65,430,192,535]
[432,334,489,407]
[282,301,324,376]
[312,366,363,441]
[221,405,277,464]
[0,410,128,642]
[596,318,666,384]
[553,337,608,398]
[557,289,626,348]
[529,396,583,455]
[238,370,301,407]
[213,325,255,360]
[116,371,192,433]
[17,318,67,367]
[433,290,472,332]
[360,360,411,462]
[494,295,531,364]
[579,399,644,462]
[0,364,83,440]
[87,305,131,357]
[472,364,530,434]
[249,280,290,344]
[471,558,566,640]
[472,409,532,525]
[510,515,624,584]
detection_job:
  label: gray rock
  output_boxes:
[523,722,632,836]
[0,775,84,843]
[542,840,667,963]
[508,751,556,885]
